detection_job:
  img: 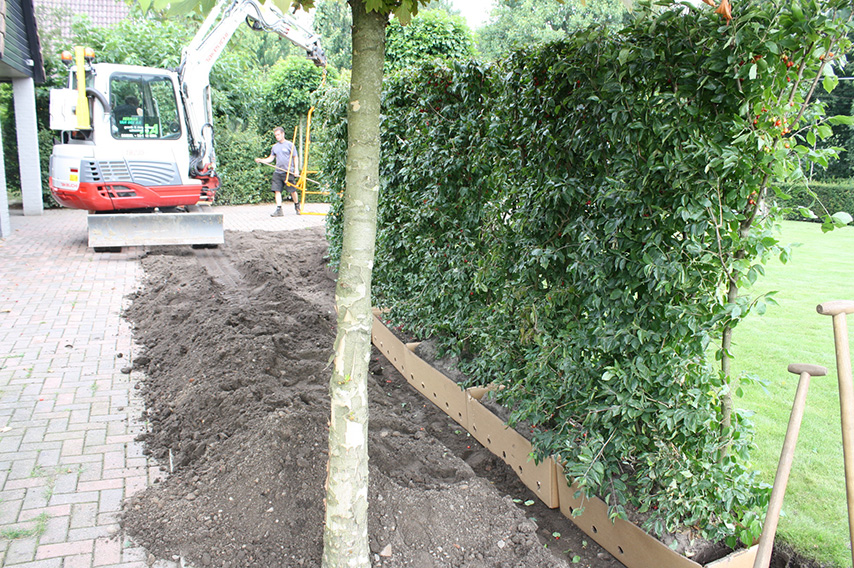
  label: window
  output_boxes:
[110,73,181,140]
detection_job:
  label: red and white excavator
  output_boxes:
[48,0,325,249]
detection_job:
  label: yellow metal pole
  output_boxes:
[74,47,90,130]
[299,105,314,209]
[298,67,329,216]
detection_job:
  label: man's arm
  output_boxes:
[255,149,275,164]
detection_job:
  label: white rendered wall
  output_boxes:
[13,77,43,216]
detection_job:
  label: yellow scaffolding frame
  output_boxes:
[260,68,330,216]
[293,68,329,216]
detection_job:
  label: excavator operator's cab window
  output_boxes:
[110,74,181,141]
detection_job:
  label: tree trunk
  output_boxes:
[720,278,737,455]
[321,2,386,568]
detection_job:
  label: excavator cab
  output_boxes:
[109,74,182,140]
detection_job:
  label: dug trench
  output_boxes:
[119,228,813,568]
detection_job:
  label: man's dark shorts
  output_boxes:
[271,171,298,193]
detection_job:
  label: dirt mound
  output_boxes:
[120,228,607,568]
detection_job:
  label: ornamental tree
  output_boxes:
[289,2,431,567]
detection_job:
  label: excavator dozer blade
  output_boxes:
[88,211,224,248]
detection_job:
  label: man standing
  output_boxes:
[256,126,301,216]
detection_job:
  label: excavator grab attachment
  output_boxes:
[87,208,224,248]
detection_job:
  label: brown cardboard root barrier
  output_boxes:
[403,344,469,427]
[556,464,757,568]
[466,389,560,508]
[371,314,759,568]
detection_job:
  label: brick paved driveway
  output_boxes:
[0,204,327,568]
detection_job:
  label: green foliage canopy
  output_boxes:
[314,0,353,70]
[476,0,629,61]
[314,1,474,71]
[260,55,329,135]
[386,9,475,70]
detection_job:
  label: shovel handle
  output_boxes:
[817,300,854,316]
[754,365,823,568]
[787,363,827,377]
[817,300,854,567]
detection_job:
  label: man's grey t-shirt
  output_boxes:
[272,140,299,174]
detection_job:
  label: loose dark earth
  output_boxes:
[119,228,816,568]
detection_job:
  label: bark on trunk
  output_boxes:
[720,279,737,447]
[321,2,386,568]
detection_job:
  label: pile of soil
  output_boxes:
[119,227,824,568]
[120,228,620,568]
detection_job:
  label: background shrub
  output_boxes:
[783,179,854,221]
[210,117,270,205]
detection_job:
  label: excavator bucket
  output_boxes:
[87,210,224,248]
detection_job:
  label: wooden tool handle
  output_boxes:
[788,363,828,377]
[816,300,854,316]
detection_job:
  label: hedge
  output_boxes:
[782,178,854,221]
[319,0,853,548]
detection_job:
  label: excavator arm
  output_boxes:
[179,0,326,178]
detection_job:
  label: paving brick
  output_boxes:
[35,538,93,559]
[46,490,99,506]
[18,504,71,521]
[53,470,82,494]
[98,488,124,514]
[8,456,39,479]
[77,478,124,493]
[3,477,46,491]
[70,501,98,530]
[6,556,65,567]
[124,474,148,497]
[102,451,125,471]
[37,514,70,544]
[96,511,120,527]
[62,553,94,568]
[59,454,104,469]
[4,535,38,564]
[45,416,70,434]
[35,448,61,467]
[71,515,120,538]
[84,428,107,447]
[0,434,23,452]
[21,486,50,510]
[120,544,149,563]
[93,536,122,566]
[56,437,85,455]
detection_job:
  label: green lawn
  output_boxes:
[732,220,854,568]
